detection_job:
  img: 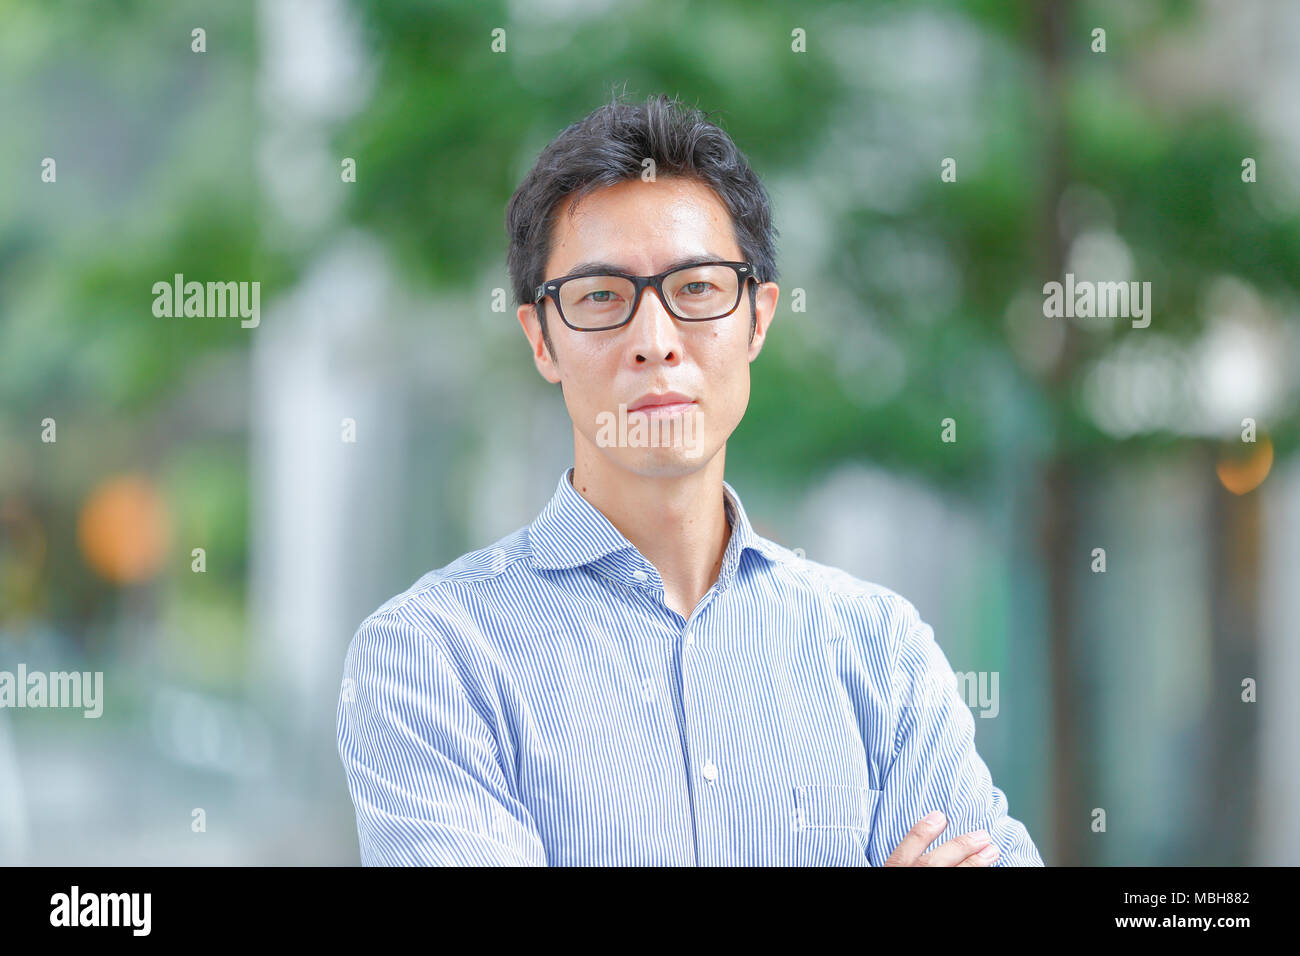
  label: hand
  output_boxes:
[883,811,1000,867]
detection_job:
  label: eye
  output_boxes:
[682,281,715,296]
[581,289,619,303]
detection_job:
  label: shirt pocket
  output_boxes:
[792,784,881,866]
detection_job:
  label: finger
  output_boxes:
[916,829,993,867]
[955,842,1000,867]
[883,811,949,866]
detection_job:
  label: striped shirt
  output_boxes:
[336,467,1044,866]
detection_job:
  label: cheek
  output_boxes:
[703,339,751,414]
[557,342,618,415]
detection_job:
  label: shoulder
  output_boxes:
[751,538,929,655]
[752,535,915,612]
[347,527,535,658]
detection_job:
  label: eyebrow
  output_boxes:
[558,253,730,279]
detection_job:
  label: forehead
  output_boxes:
[545,176,740,275]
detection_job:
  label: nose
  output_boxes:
[626,285,683,366]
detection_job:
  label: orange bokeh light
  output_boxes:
[1216,437,1273,496]
[77,475,172,584]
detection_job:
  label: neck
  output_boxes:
[570,436,731,620]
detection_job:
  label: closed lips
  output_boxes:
[628,392,694,412]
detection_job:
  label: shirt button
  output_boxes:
[684,630,694,646]
[702,759,718,783]
[632,569,649,582]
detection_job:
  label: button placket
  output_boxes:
[677,592,720,860]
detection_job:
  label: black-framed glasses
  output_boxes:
[534,261,756,331]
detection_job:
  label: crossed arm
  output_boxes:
[867,596,1045,867]
[337,601,1043,866]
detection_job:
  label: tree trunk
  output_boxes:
[1206,455,1262,863]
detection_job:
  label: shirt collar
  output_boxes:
[527,467,778,592]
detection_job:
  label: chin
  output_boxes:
[612,445,715,478]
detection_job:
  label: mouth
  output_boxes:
[627,392,697,417]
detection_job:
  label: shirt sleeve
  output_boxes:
[336,608,547,866]
[867,597,1044,866]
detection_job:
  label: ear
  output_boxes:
[517,303,561,383]
[747,282,779,362]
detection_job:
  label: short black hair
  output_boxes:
[506,91,779,357]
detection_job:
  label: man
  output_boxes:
[336,93,1044,867]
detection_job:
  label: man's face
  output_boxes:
[516,176,779,479]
